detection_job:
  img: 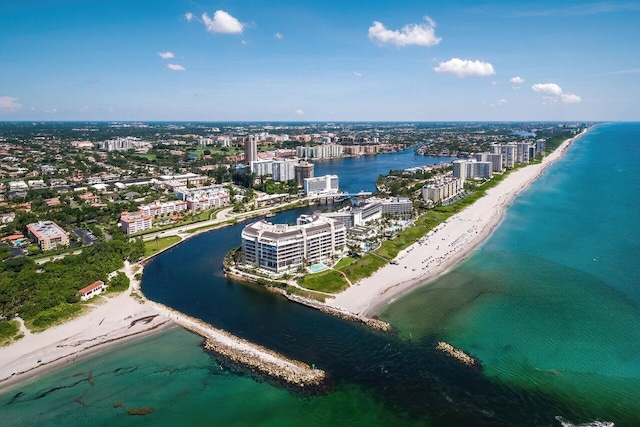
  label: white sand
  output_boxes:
[330,130,587,316]
[0,262,172,392]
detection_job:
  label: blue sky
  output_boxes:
[1,0,638,121]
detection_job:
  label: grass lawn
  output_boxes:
[144,235,182,257]
[297,269,350,293]
[333,257,356,269]
[285,286,327,302]
[338,254,388,283]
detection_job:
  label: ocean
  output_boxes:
[1,123,638,426]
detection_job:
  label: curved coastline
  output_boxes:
[0,128,590,393]
[329,127,590,317]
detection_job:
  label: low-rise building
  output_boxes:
[26,220,70,251]
[0,212,15,223]
[175,185,230,211]
[138,200,188,218]
[78,280,106,301]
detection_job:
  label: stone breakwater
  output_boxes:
[149,301,325,387]
[269,288,392,332]
[436,341,479,367]
[224,269,392,332]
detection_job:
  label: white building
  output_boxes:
[78,281,106,301]
[296,144,343,159]
[379,197,413,218]
[304,175,339,196]
[176,185,231,211]
[321,201,382,228]
[272,159,298,182]
[491,144,517,169]
[452,159,493,180]
[422,178,464,204]
[241,214,346,274]
[138,200,188,218]
[250,160,274,176]
[516,142,532,164]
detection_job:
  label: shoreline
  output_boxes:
[0,127,588,393]
[0,259,174,393]
[329,128,589,317]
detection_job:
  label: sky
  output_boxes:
[0,0,639,121]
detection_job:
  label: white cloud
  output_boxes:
[510,76,525,83]
[512,86,521,90]
[351,71,363,78]
[490,98,508,107]
[561,92,582,103]
[158,51,174,59]
[492,81,497,85]
[274,32,283,40]
[167,64,186,71]
[0,96,22,110]
[295,109,304,115]
[45,108,58,113]
[185,12,194,22]
[531,83,563,95]
[241,40,247,45]
[434,58,496,78]
[531,82,582,103]
[368,16,441,47]
[202,10,244,34]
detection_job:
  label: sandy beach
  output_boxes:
[329,129,588,316]
[0,262,172,392]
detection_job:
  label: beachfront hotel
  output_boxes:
[304,174,339,196]
[241,214,346,274]
[26,220,70,251]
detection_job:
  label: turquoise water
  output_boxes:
[0,328,415,426]
[2,124,639,425]
[382,123,640,422]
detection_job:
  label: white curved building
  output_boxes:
[241,214,346,273]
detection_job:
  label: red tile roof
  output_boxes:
[78,280,105,295]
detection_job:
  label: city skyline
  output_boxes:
[1,0,639,121]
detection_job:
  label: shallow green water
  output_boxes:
[382,123,640,423]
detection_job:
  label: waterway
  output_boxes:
[1,125,638,426]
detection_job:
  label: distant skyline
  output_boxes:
[1,1,639,121]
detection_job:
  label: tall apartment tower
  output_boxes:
[244,136,258,166]
[294,161,314,187]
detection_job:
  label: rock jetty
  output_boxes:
[436,341,479,367]
[271,288,392,332]
[149,301,325,387]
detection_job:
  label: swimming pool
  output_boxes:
[308,263,327,273]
